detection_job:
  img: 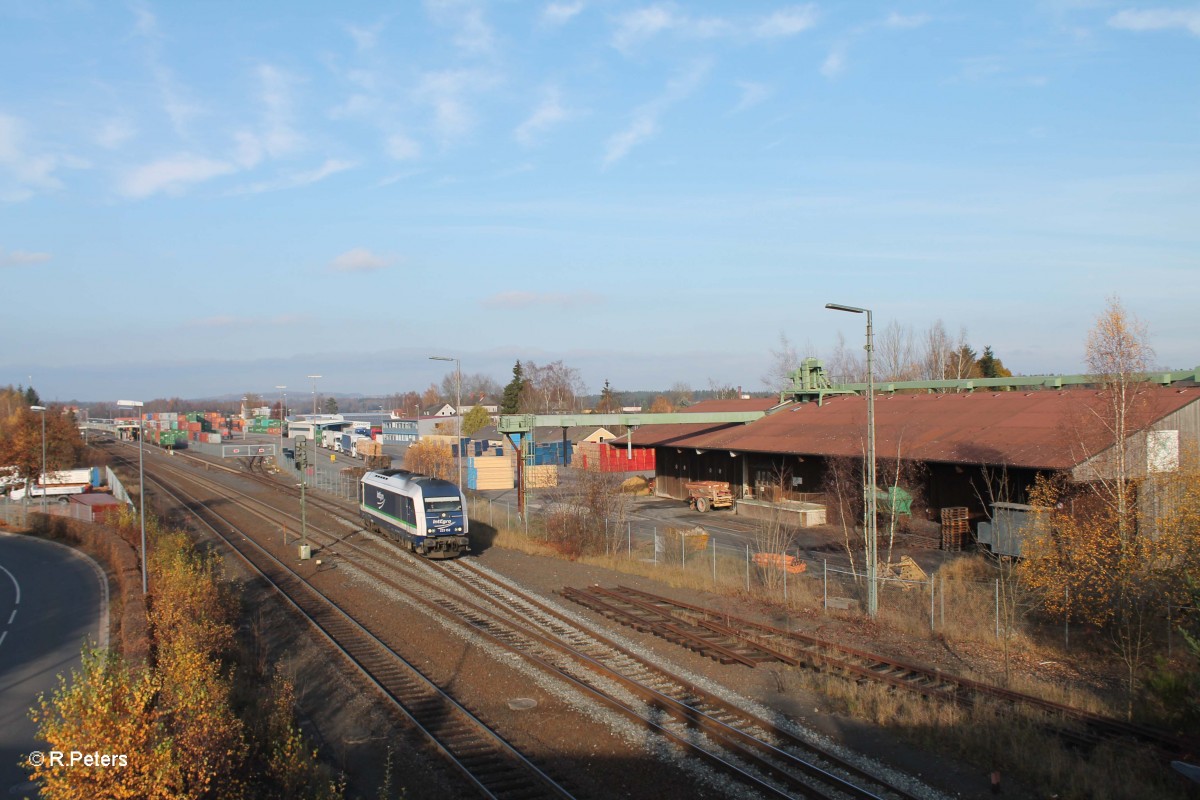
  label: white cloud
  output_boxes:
[96,119,137,149]
[515,87,571,145]
[604,61,708,166]
[604,116,658,166]
[330,248,393,273]
[386,133,422,160]
[753,5,819,37]
[119,154,235,198]
[232,159,356,195]
[0,249,51,268]
[732,81,771,113]
[345,19,387,50]
[542,2,585,26]
[821,42,848,78]
[612,4,683,50]
[131,4,204,137]
[481,290,601,309]
[416,70,496,142]
[611,4,815,51]
[425,0,494,54]
[0,114,62,201]
[884,12,931,29]
[256,65,304,158]
[1108,8,1200,35]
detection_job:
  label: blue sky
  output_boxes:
[1,1,1197,402]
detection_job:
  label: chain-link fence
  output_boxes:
[465,492,1046,644]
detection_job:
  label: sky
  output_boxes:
[1,1,1197,403]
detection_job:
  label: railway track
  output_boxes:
[563,585,1200,764]
[107,440,1197,785]
[113,449,578,800]
[112,443,935,799]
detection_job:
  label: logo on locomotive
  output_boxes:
[375,490,385,508]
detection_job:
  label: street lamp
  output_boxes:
[276,385,287,463]
[429,356,462,488]
[307,374,322,415]
[116,400,148,595]
[242,396,248,441]
[30,405,47,514]
[825,303,877,618]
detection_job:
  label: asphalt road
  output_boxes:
[0,532,107,796]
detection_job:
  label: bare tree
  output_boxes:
[826,331,865,383]
[669,381,693,407]
[875,320,919,382]
[762,331,809,392]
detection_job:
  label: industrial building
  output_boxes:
[623,387,1200,535]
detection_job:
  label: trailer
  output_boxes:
[685,480,733,513]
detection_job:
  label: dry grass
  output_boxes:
[482,514,1189,800]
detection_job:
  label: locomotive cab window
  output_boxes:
[425,497,462,514]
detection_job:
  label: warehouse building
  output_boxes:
[625,387,1200,531]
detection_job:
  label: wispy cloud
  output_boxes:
[731,81,771,113]
[0,249,51,268]
[345,18,389,50]
[96,119,137,150]
[416,70,496,143]
[481,290,602,309]
[884,12,931,30]
[231,159,355,195]
[820,42,848,78]
[753,5,819,38]
[119,154,236,198]
[515,87,572,145]
[425,0,495,54]
[604,62,709,166]
[235,64,305,168]
[386,133,422,160]
[330,248,394,273]
[611,4,815,51]
[0,114,62,201]
[541,2,585,27]
[1108,8,1200,35]
[130,3,204,137]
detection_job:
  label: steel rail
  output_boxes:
[115,451,577,800]
[118,444,921,800]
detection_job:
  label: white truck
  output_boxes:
[8,467,96,502]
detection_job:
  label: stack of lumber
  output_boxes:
[524,465,558,488]
[468,452,515,490]
[940,507,970,551]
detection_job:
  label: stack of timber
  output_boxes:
[467,439,515,490]
[524,465,558,488]
[940,507,970,551]
[356,438,382,458]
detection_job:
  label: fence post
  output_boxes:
[681,533,686,568]
[823,559,827,612]
[930,575,935,631]
[940,575,945,629]
[605,517,609,555]
[995,579,1000,640]
[653,526,657,566]
[711,537,716,585]
[1168,597,1172,657]
[628,521,632,558]
[783,559,788,603]
[745,545,750,592]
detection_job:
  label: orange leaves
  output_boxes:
[404,439,456,482]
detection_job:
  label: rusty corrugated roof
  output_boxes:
[642,388,1200,470]
[622,397,780,446]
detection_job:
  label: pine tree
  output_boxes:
[501,361,524,415]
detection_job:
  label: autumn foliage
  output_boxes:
[404,438,455,482]
[29,520,342,798]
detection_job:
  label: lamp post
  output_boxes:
[825,303,877,618]
[117,400,148,595]
[276,385,287,462]
[307,374,322,415]
[429,356,462,488]
[30,405,47,514]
